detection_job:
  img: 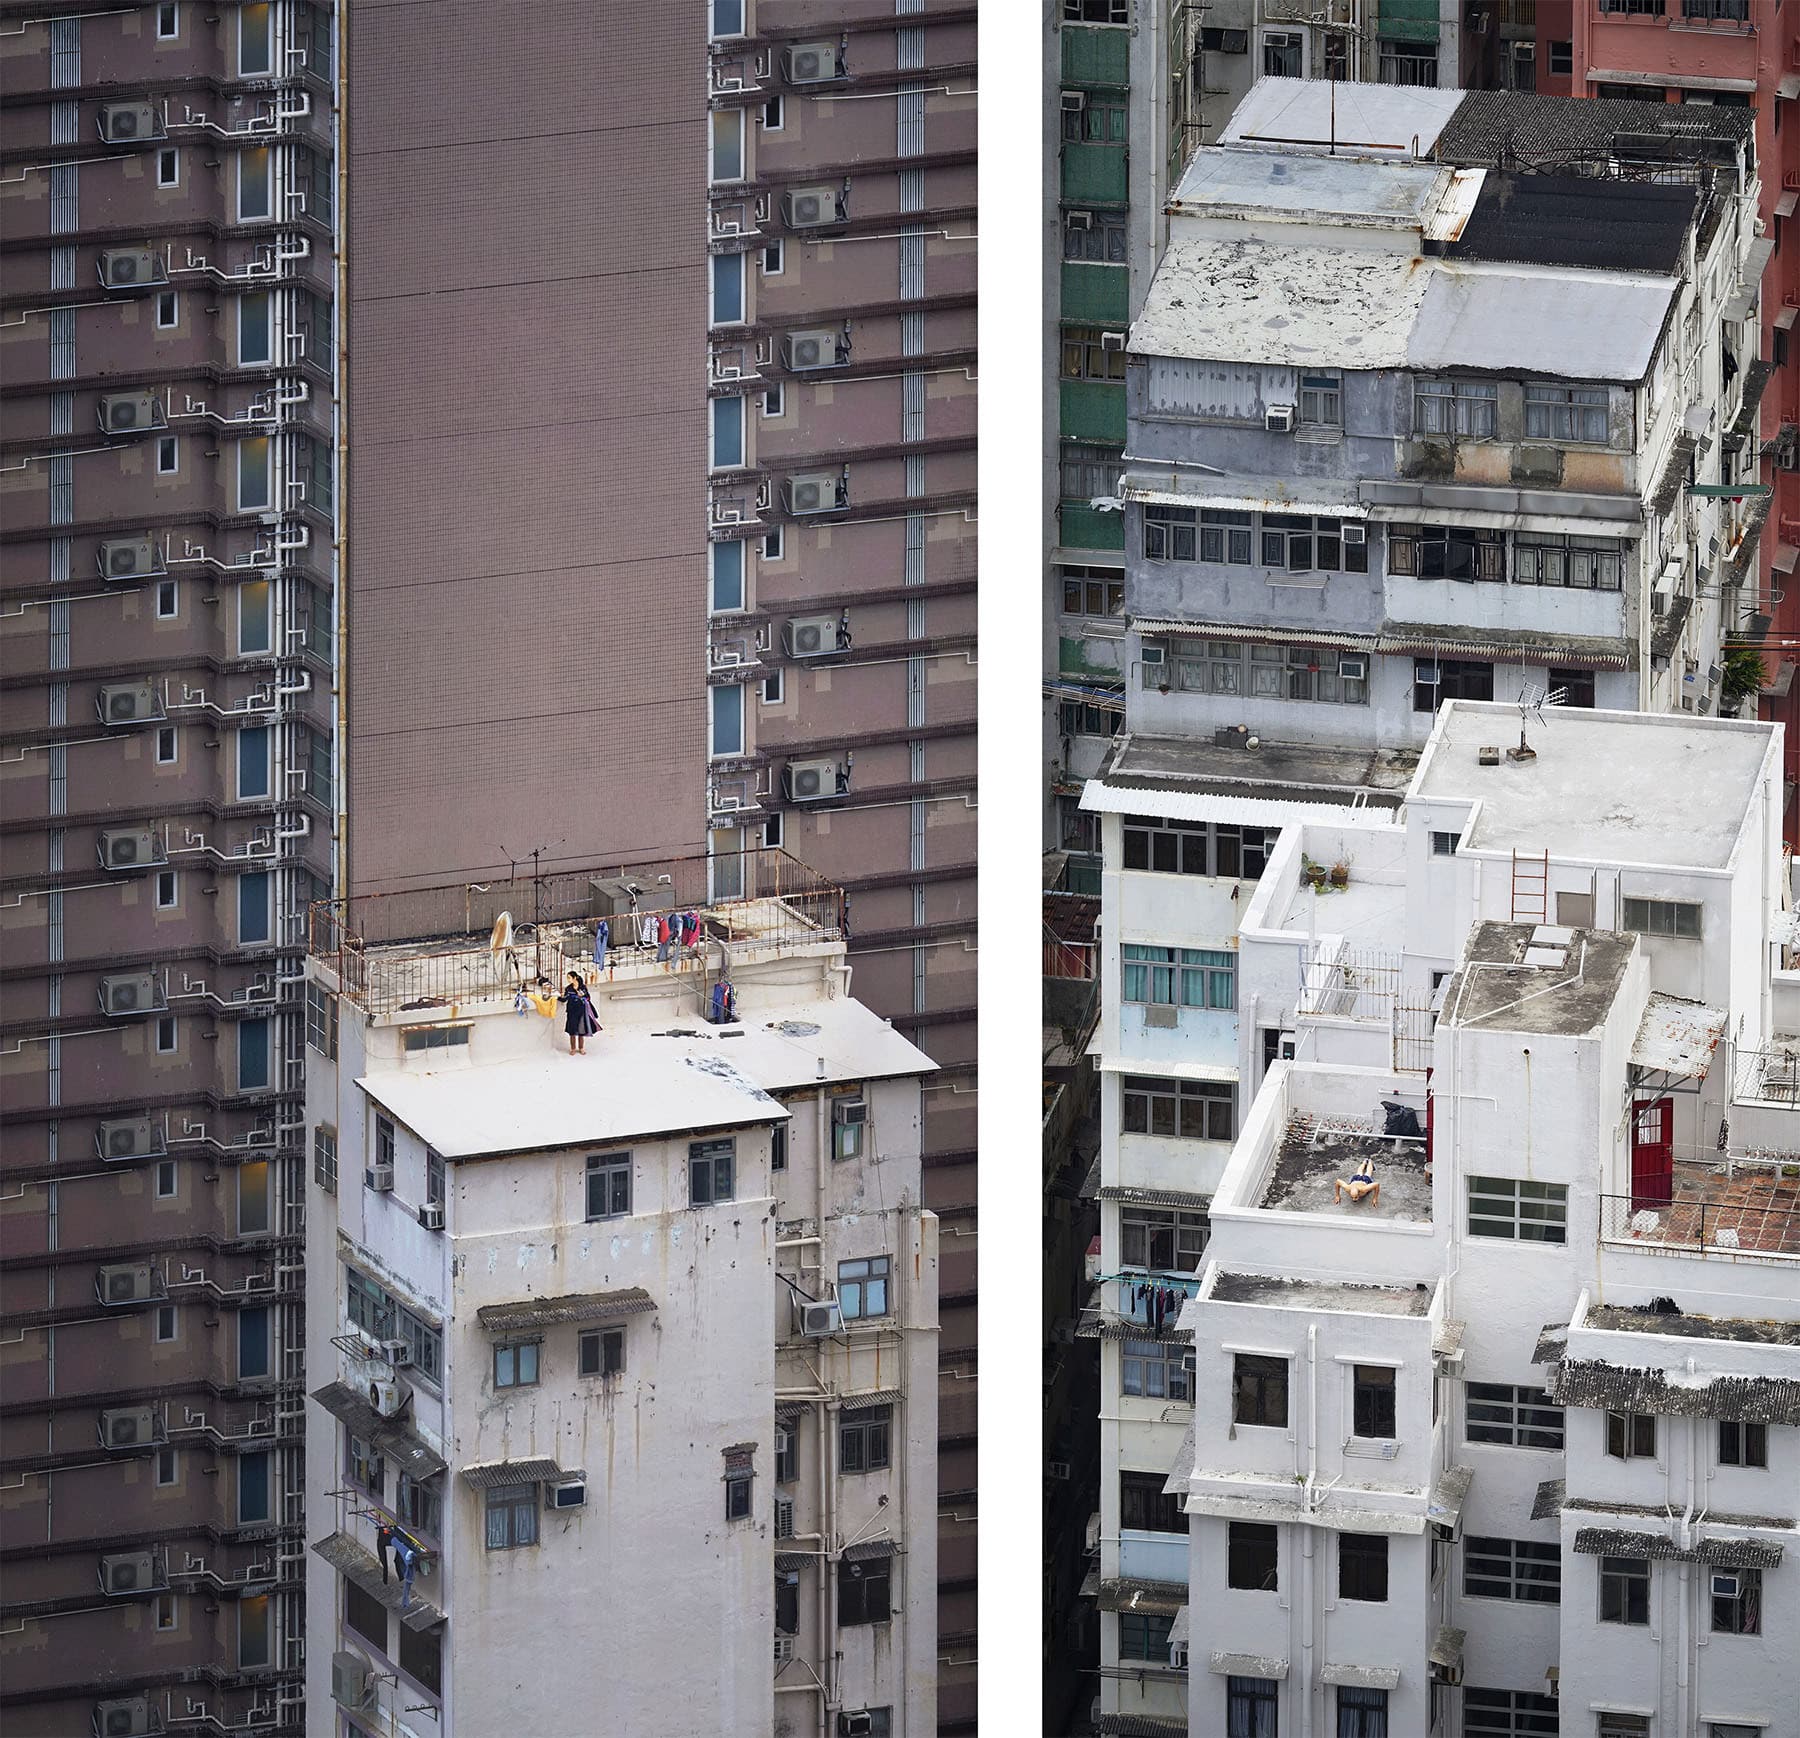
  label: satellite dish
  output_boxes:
[489,910,513,952]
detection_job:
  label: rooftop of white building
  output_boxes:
[1412,702,1776,871]
[1440,921,1638,1038]
[1169,146,1469,233]
[1217,77,1466,158]
[1209,1270,1434,1317]
[1583,1301,1800,1348]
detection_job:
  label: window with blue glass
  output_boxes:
[712,395,745,469]
[238,1016,271,1091]
[236,725,270,799]
[1121,944,1235,1010]
[711,252,745,325]
[711,540,746,613]
[238,872,271,946]
[238,1306,270,1380]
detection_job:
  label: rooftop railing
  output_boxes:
[1600,1162,1800,1262]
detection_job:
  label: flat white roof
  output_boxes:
[1169,146,1459,229]
[362,997,933,1158]
[1411,703,1774,871]
[1130,237,1675,381]
[1218,76,1467,159]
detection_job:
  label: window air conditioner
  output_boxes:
[98,683,162,726]
[774,1634,797,1664]
[94,1697,155,1738]
[1100,331,1127,351]
[784,472,842,514]
[800,1299,844,1336]
[99,394,160,435]
[417,1201,445,1232]
[101,1552,157,1595]
[1278,1032,1298,1059]
[374,1338,414,1368]
[100,1407,158,1449]
[784,41,840,83]
[368,1375,410,1419]
[99,830,160,870]
[1265,404,1296,433]
[97,1117,163,1161]
[1066,210,1093,231]
[784,614,839,656]
[783,184,842,229]
[97,1264,157,1305]
[98,102,163,143]
[775,1497,794,1538]
[1061,90,1086,111]
[98,537,161,580]
[1343,522,1367,546]
[1712,1572,1741,1599]
[1338,654,1368,680]
[331,1651,376,1712]
[840,1715,876,1738]
[100,974,159,1016]
[549,1478,587,1510]
[783,327,842,371]
[365,1163,395,1192]
[784,758,839,802]
[99,249,165,289]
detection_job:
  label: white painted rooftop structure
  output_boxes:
[1217,77,1467,160]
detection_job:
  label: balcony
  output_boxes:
[1600,1159,1800,1262]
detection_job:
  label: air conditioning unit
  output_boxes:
[98,102,163,143]
[784,472,842,514]
[417,1201,445,1232]
[365,1162,395,1193]
[1100,330,1127,351]
[784,41,840,83]
[331,1650,376,1712]
[1278,1032,1298,1060]
[1343,522,1367,546]
[774,1634,796,1664]
[1047,1460,1071,1480]
[784,614,839,656]
[99,830,160,870]
[784,758,839,802]
[1061,90,1086,112]
[783,184,842,229]
[94,1696,155,1738]
[97,683,162,726]
[783,327,842,371]
[101,1552,157,1595]
[99,394,160,435]
[99,249,165,289]
[100,973,159,1016]
[548,1477,587,1510]
[368,1375,410,1419]
[374,1337,414,1369]
[98,537,161,580]
[800,1298,844,1336]
[833,1095,866,1159]
[1066,210,1093,231]
[775,1497,794,1539]
[1265,404,1296,433]
[1712,1572,1741,1599]
[97,1264,157,1305]
[840,1715,875,1738]
[100,1407,158,1449]
[96,1117,163,1161]
[1338,654,1369,680]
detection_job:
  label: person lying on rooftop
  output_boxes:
[1334,1154,1380,1206]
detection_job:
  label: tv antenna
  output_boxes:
[1508,684,1555,762]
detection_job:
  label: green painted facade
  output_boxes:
[1060,378,1126,445]
[1060,26,1130,88]
[1060,141,1129,207]
[1058,504,1125,551]
[1376,0,1441,42]
[1060,262,1128,326]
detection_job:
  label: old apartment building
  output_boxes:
[1,4,338,1734]
[302,853,938,1736]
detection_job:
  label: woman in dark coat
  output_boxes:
[560,970,598,1055]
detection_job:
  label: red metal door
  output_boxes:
[1631,1097,1674,1210]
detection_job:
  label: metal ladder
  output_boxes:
[1510,849,1549,924]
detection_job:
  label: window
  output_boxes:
[1379,39,1438,85]
[375,1115,396,1172]
[313,1124,338,1194]
[305,983,338,1057]
[1120,1469,1184,1533]
[1122,1079,1233,1149]
[155,1158,178,1197]
[710,107,743,183]
[1549,41,1572,74]
[724,1459,753,1520]
[1122,1338,1191,1401]
[155,726,178,766]
[235,577,273,656]
[1227,1677,1279,1737]
[1065,0,1129,18]
[155,146,180,189]
[1339,1533,1388,1603]
[761,525,784,562]
[1263,29,1303,75]
[238,146,272,222]
[1525,382,1609,443]
[402,1024,468,1054]
[1431,830,1460,857]
[689,1139,735,1205]
[1160,639,1369,706]
[708,251,745,327]
[1599,1555,1651,1625]
[838,1255,889,1320]
[1683,0,1749,13]
[237,1017,270,1093]
[1352,1366,1397,1439]
[238,1160,271,1236]
[775,1424,798,1482]
[154,1591,178,1632]
[1061,566,1124,616]
[1119,1206,1211,1276]
[1061,95,1127,143]
[840,1406,892,1473]
[831,1094,867,1161]
[238,1,272,72]
[156,1446,180,1486]
[1468,1176,1567,1242]
[711,394,745,469]
[1464,1536,1561,1603]
[155,1016,178,1056]
[579,1327,625,1378]
[156,580,179,619]
[237,436,271,511]
[1414,378,1498,438]
[1059,698,1121,738]
[1549,667,1597,708]
[238,291,272,365]
[1605,1411,1657,1461]
[237,1450,271,1525]
[1119,1611,1176,1660]
[710,540,745,614]
[1228,1522,1279,1591]
[157,3,179,37]
[398,1622,442,1696]
[1598,1719,1650,1738]
[839,1555,892,1624]
[238,1596,271,1670]
[1260,513,1366,574]
[762,238,784,275]
[1622,897,1702,939]
[344,1267,443,1385]
[1390,524,1505,583]
[156,436,178,476]
[154,1303,177,1343]
[1466,1383,1564,1450]
[155,869,179,909]
[494,1341,539,1388]
[710,0,744,36]
[709,683,745,758]
[155,289,179,330]
[1063,208,1128,263]
[1121,944,1236,1010]
[1060,441,1123,501]
[237,871,271,947]
[1122,815,1272,879]
[237,1307,271,1383]
[346,1431,384,1500]
[763,382,784,418]
[762,93,784,130]
[1711,1566,1761,1635]
[1338,1686,1389,1738]
[1062,325,1126,381]
[485,1484,538,1550]
[1234,1354,1289,1427]
[1298,370,1342,427]
[585,1153,631,1221]
[1513,534,1624,591]
[1719,1419,1767,1467]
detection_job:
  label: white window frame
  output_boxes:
[236,725,272,801]
[1622,896,1702,939]
[709,683,746,760]
[238,436,272,511]
[156,146,180,188]
[155,1446,180,1486]
[1467,1174,1568,1243]
[709,0,746,40]
[238,290,273,366]
[763,94,785,131]
[155,580,179,620]
[763,524,784,562]
[157,3,180,38]
[763,812,784,848]
[761,668,784,705]
[155,289,179,330]
[155,1157,178,1196]
[711,394,746,470]
[1261,28,1304,77]
[156,435,179,477]
[762,238,785,276]
[154,1303,178,1343]
[238,3,273,76]
[155,726,178,765]
[763,381,785,418]
[710,107,745,185]
[155,869,179,909]
[154,1017,178,1056]
[710,250,746,327]
[237,147,273,223]
[155,1591,179,1632]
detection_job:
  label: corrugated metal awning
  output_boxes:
[1099,1577,1189,1616]
[1132,617,1379,653]
[1121,473,1365,518]
[1378,622,1634,671]
[1571,1527,1783,1568]
[475,1288,656,1332]
[312,1532,445,1632]
[459,1457,564,1489]
[840,1389,902,1413]
[310,1382,446,1481]
[843,1537,899,1562]
[1360,500,1645,539]
[775,1551,812,1573]
[1323,1663,1402,1690]
[1209,1651,1290,1680]
[1532,1325,1569,1366]
[1100,1184,1213,1210]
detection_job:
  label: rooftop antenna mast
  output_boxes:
[1509,685,1550,763]
[499,838,564,977]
